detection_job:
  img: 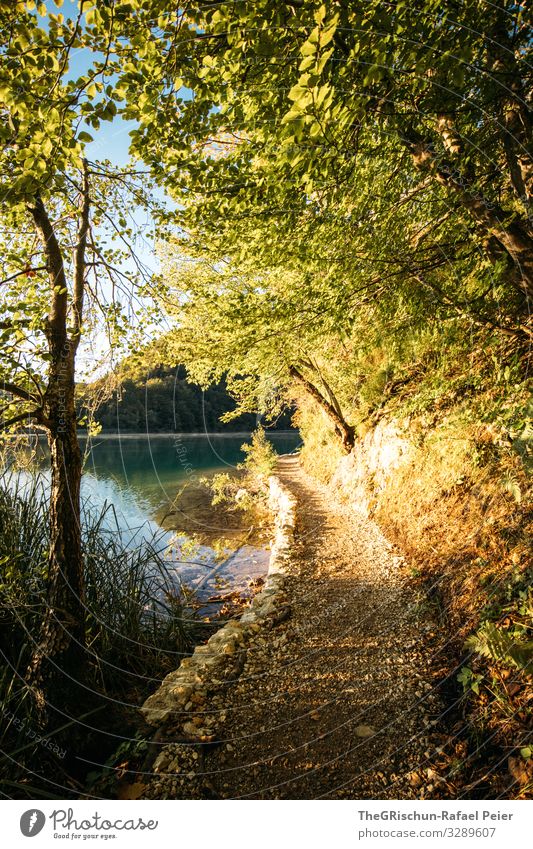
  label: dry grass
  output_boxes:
[373,421,531,636]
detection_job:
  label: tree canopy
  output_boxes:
[104,0,531,444]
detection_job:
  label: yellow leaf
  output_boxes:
[314,5,326,24]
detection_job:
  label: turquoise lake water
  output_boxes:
[7,432,302,606]
[81,432,301,515]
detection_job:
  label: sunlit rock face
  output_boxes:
[330,421,413,516]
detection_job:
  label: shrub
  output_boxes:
[239,426,278,477]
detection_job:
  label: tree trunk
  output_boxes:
[27,341,86,716]
[26,191,87,718]
[488,8,532,214]
[289,364,355,452]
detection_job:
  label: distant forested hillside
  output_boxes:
[81,364,293,433]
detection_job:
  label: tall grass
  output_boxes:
[0,472,199,796]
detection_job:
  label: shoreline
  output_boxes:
[6,431,300,440]
[84,431,300,439]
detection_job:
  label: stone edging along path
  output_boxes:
[136,455,444,800]
[140,474,297,732]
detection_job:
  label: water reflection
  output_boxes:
[5,433,301,612]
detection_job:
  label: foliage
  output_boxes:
[0,1,162,417]
[457,667,484,696]
[0,0,531,799]
[93,0,530,450]
[465,620,533,674]
[207,472,237,507]
[240,427,279,477]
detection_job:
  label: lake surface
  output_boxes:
[81,432,301,515]
[8,432,302,612]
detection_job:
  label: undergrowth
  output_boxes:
[374,421,531,798]
[207,426,280,509]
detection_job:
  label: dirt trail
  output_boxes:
[143,456,445,799]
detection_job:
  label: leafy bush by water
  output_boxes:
[240,426,278,476]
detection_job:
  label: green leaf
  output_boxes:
[316,47,334,76]
[320,15,339,48]
[288,83,304,102]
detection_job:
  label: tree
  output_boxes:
[0,1,158,715]
[152,248,356,448]
[108,0,531,452]
[185,0,532,305]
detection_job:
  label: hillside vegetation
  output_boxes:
[81,362,260,433]
[79,339,295,433]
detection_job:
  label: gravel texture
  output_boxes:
[140,455,447,800]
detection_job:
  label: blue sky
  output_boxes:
[40,0,176,373]
[45,0,142,165]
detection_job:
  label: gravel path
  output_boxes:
[142,455,444,799]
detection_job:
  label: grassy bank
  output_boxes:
[296,342,532,798]
[0,474,202,799]
[0,429,281,799]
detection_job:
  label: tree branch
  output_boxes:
[29,194,69,338]
[71,158,90,350]
[404,130,533,300]
[0,266,47,286]
[0,408,43,431]
[0,381,39,404]
[288,364,355,451]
